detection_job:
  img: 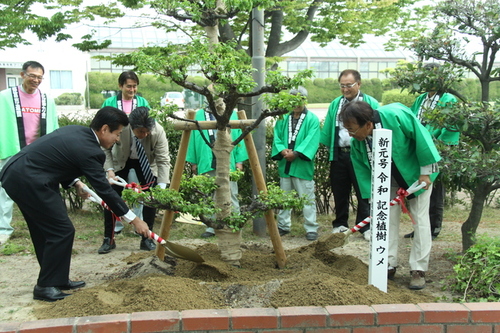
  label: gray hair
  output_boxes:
[129,107,155,131]
[290,86,308,98]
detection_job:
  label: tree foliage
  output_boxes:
[108,39,312,130]
[0,0,123,50]
[410,0,500,101]
[385,61,466,101]
[390,0,500,251]
[388,64,500,252]
[122,175,308,231]
[448,235,500,302]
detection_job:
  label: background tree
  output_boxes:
[0,1,123,50]
[410,0,500,101]
[145,0,428,58]
[390,0,500,251]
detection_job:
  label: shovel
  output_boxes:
[83,185,205,263]
[334,180,428,247]
[149,231,205,263]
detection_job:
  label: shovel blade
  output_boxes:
[162,241,205,263]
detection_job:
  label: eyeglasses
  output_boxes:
[24,73,44,80]
[347,126,362,135]
[339,82,358,89]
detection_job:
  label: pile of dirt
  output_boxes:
[34,237,434,320]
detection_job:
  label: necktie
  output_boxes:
[134,136,157,186]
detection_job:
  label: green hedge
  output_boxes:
[381,89,417,107]
[55,92,83,105]
[87,72,494,107]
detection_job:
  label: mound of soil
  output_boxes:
[34,237,434,319]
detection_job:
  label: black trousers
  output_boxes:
[329,150,370,233]
[3,179,74,287]
[103,159,156,240]
[429,175,444,236]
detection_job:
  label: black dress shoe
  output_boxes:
[200,231,215,238]
[388,267,397,280]
[140,238,156,251]
[278,228,290,236]
[306,232,318,241]
[56,280,86,290]
[98,237,116,254]
[33,285,71,302]
[404,231,414,238]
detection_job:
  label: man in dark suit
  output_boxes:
[0,107,150,302]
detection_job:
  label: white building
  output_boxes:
[0,25,410,101]
[0,32,90,101]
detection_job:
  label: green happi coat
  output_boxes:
[410,92,460,145]
[271,109,320,181]
[186,109,248,174]
[350,103,441,199]
[321,94,379,161]
[101,93,150,110]
[0,87,59,160]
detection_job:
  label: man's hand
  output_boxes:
[129,217,150,238]
[107,170,117,184]
[419,175,432,190]
[74,181,91,200]
[283,150,297,162]
[191,164,198,174]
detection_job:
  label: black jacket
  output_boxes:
[0,125,129,216]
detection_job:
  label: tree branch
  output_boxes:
[232,108,289,146]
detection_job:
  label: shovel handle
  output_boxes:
[149,231,167,245]
[344,218,372,237]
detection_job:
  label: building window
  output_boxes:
[50,70,73,89]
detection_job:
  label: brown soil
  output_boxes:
[0,218,490,323]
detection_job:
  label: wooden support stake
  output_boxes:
[155,110,196,260]
[237,110,287,268]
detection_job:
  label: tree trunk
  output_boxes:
[213,128,233,222]
[201,3,243,265]
[215,227,242,267]
[480,79,490,102]
[212,128,243,264]
[461,182,489,252]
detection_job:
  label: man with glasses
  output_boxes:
[0,61,58,245]
[339,101,440,290]
[320,69,379,240]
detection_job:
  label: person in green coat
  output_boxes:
[404,63,460,240]
[320,70,379,239]
[101,71,150,114]
[0,61,59,245]
[339,101,441,290]
[186,108,249,238]
[271,87,320,241]
[101,70,150,234]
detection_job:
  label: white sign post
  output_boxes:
[368,129,392,293]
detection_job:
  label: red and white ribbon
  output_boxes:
[344,181,427,235]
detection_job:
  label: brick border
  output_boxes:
[1,302,499,333]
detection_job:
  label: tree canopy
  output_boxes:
[1,0,432,59]
[389,0,500,251]
[0,0,124,50]
[410,0,500,101]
